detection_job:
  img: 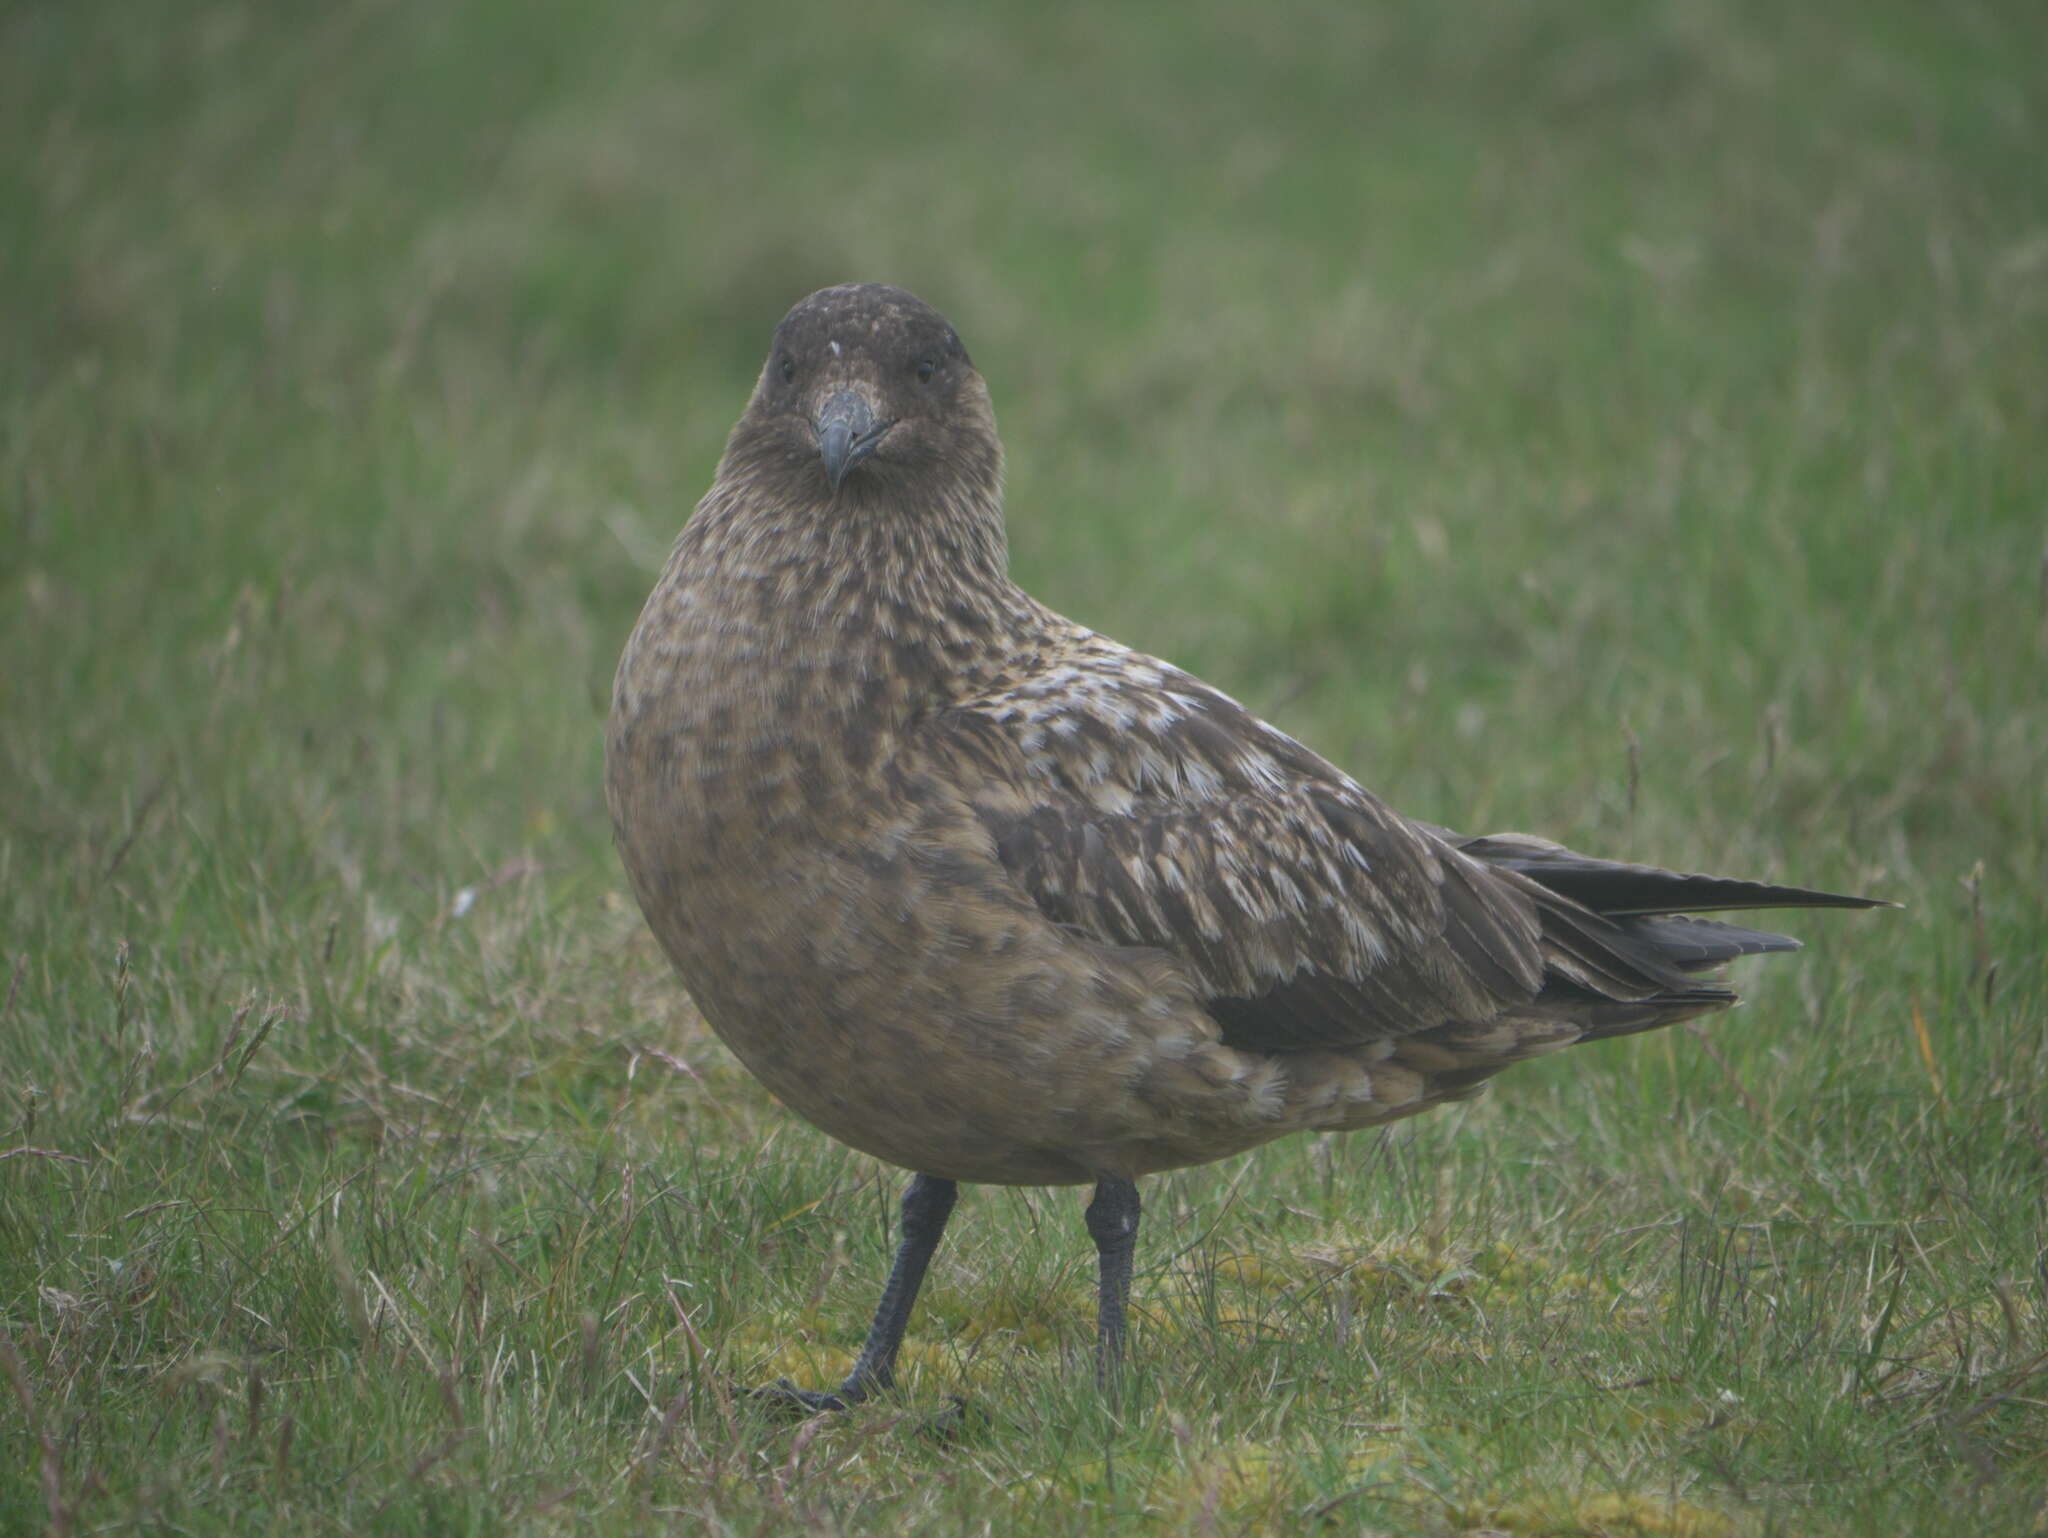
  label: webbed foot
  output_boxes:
[745,1377,862,1417]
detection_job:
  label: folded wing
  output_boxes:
[931,636,1878,1057]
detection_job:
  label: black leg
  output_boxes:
[757,1173,958,1413]
[1084,1177,1141,1391]
[837,1173,958,1401]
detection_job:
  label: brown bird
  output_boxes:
[605,283,1885,1410]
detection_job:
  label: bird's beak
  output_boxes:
[814,389,889,490]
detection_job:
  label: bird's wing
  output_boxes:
[1416,826,1887,915]
[925,633,1703,1053]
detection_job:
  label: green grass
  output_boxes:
[5,0,2046,1532]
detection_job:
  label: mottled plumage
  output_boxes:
[605,284,1886,1408]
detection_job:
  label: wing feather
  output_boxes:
[933,648,1554,1050]
[922,629,1878,1057]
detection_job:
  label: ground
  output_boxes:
[3,1,2045,1533]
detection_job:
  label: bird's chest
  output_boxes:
[609,594,954,971]
[606,562,1026,860]
[610,682,1044,1151]
[611,664,886,923]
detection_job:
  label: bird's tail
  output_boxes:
[1449,830,1888,916]
[1332,832,1893,1125]
[1447,829,1891,1043]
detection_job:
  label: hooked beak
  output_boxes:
[814,389,891,490]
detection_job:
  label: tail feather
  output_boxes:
[1445,829,1891,917]
[1434,825,1892,1048]
[1622,914,1804,968]
[1570,986,1740,1040]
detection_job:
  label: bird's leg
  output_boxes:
[755,1173,958,1414]
[1084,1176,1142,1392]
[836,1173,958,1401]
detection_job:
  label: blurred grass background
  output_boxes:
[4,1,2045,1533]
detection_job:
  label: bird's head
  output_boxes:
[728,284,1001,506]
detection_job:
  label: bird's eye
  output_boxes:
[914,357,938,384]
[778,354,796,384]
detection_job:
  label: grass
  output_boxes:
[4,0,2046,1531]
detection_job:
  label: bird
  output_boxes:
[604,283,1886,1411]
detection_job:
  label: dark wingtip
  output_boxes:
[1472,844,1902,916]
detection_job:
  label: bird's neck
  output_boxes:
[618,470,1044,764]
